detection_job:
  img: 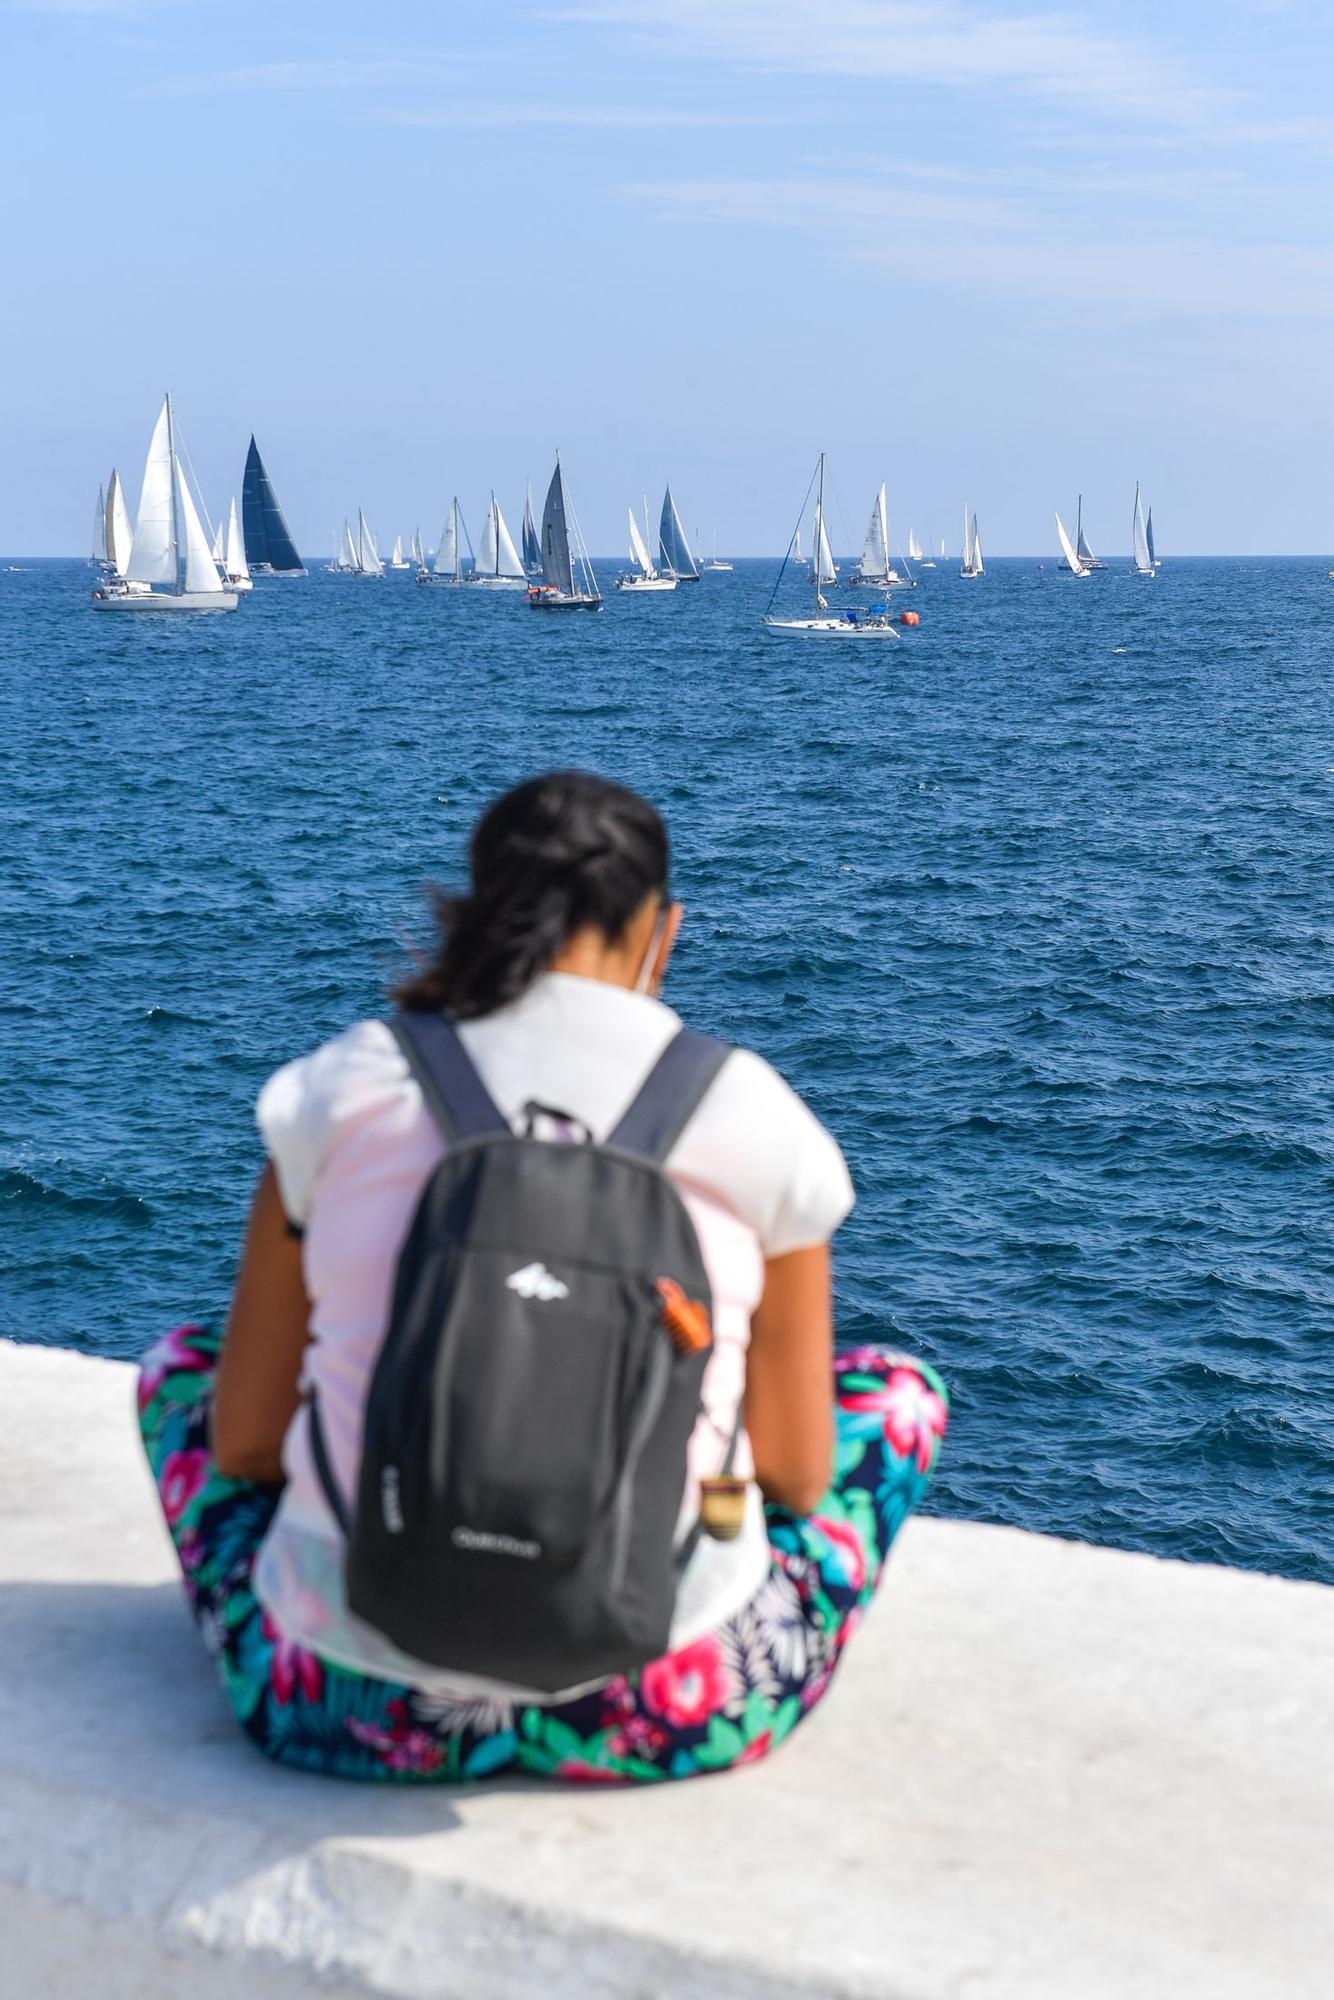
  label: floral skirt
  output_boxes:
[138,1324,947,1783]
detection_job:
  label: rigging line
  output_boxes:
[824,465,858,575]
[763,455,822,618]
[175,426,218,550]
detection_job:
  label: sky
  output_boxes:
[1,0,1332,556]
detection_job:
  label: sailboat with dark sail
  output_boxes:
[658,486,699,581]
[241,437,304,574]
[528,456,601,609]
[521,480,542,577]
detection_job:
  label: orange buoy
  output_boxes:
[899,609,920,627]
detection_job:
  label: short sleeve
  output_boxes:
[673,1047,855,1258]
[256,1020,403,1228]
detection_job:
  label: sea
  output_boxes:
[2,554,1331,1586]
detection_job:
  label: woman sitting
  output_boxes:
[139,770,948,1782]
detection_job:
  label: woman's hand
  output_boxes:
[744,1244,836,1516]
[211,1163,312,1483]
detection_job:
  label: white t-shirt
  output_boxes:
[252,971,854,1702]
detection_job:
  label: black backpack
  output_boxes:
[309,1009,732,1693]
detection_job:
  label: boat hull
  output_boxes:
[763,616,898,640]
[616,576,678,592]
[527,587,601,610]
[92,588,239,612]
[470,576,528,590]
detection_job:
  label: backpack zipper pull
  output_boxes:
[655,1277,712,1355]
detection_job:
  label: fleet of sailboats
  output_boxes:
[528,456,601,610]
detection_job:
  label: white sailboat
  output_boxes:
[92,395,237,611]
[527,455,601,609]
[1074,495,1105,571]
[223,496,253,591]
[960,505,984,578]
[704,526,733,573]
[388,534,410,570]
[907,529,925,563]
[104,471,135,580]
[1055,511,1091,578]
[791,526,807,566]
[473,492,527,588]
[410,527,425,571]
[357,511,384,577]
[618,500,678,591]
[854,482,913,587]
[1131,484,1154,578]
[764,455,897,639]
[419,499,472,585]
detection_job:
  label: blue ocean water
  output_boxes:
[2,554,1331,1584]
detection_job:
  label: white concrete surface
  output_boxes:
[0,1337,1329,1999]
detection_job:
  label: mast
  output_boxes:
[815,452,825,610]
[165,392,180,593]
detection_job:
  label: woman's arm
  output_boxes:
[744,1244,836,1516]
[211,1163,312,1483]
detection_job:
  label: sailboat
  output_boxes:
[388,534,410,571]
[618,499,677,591]
[960,505,984,578]
[658,487,700,581]
[908,529,928,567]
[419,499,472,585]
[410,527,425,572]
[790,526,807,568]
[1146,508,1159,568]
[357,510,384,576]
[528,455,601,609]
[1074,495,1106,571]
[854,483,912,587]
[1055,511,1091,578]
[329,521,359,572]
[704,526,733,573]
[764,455,897,639]
[222,497,253,591]
[92,395,237,611]
[210,518,225,564]
[241,437,304,574]
[104,471,135,581]
[91,484,108,568]
[473,492,527,589]
[521,480,542,577]
[1131,485,1154,578]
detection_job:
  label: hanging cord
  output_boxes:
[176,428,218,551]
[763,455,822,618]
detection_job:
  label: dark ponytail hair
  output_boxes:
[394,771,671,1020]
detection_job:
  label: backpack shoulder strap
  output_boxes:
[390,1010,509,1143]
[606,1028,731,1164]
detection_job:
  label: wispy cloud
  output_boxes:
[385,103,778,128]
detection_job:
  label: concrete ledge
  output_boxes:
[1,1338,1329,1999]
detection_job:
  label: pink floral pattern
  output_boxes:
[841,1366,948,1473]
[159,1448,211,1525]
[640,1635,732,1728]
[262,1614,325,1706]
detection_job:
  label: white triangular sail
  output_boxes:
[106,471,134,576]
[1075,496,1097,565]
[225,497,250,581]
[860,483,889,579]
[815,505,837,585]
[411,526,424,567]
[908,528,923,561]
[971,519,984,572]
[1055,511,1086,575]
[211,519,224,562]
[176,460,224,594]
[127,398,177,585]
[340,520,359,570]
[1132,485,1153,575]
[628,506,654,577]
[434,501,460,578]
[477,493,523,578]
[391,535,403,565]
[960,504,984,577]
[358,510,383,576]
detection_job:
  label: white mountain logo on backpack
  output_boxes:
[505,1262,570,1302]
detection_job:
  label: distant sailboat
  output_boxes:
[358,510,384,577]
[1131,484,1154,578]
[918,528,937,570]
[104,471,134,579]
[764,454,897,639]
[908,529,924,563]
[1055,511,1091,578]
[618,499,677,591]
[528,455,601,610]
[388,534,410,570]
[410,527,425,571]
[241,437,304,574]
[420,498,472,585]
[92,394,237,611]
[790,526,807,567]
[659,487,699,581]
[222,497,253,591]
[521,480,542,577]
[960,505,984,578]
[1074,495,1105,571]
[854,482,912,587]
[91,484,108,567]
[330,521,359,572]
[704,526,733,573]
[474,492,527,588]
